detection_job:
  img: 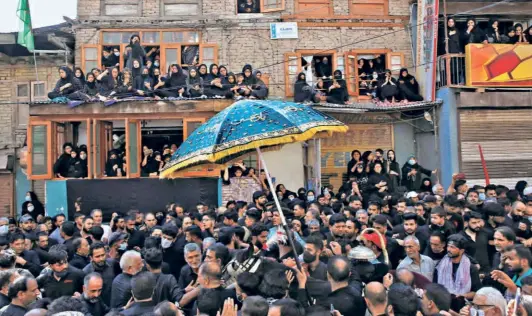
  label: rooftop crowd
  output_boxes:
[9,148,532,316]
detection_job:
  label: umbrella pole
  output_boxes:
[256,147,302,270]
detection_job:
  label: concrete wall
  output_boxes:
[393,122,415,166]
[436,87,460,189]
[261,142,305,193]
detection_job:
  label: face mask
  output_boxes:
[25,196,31,202]
[154,62,160,67]
[470,308,485,316]
[161,238,173,249]
[118,243,127,251]
[528,216,532,222]
[0,226,8,235]
[479,193,486,201]
[54,269,68,278]
[28,206,35,212]
[308,196,315,202]
[114,52,120,56]
[373,73,378,79]
[408,159,416,165]
[289,196,294,201]
[80,154,87,160]
[303,251,317,264]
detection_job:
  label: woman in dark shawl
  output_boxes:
[131,59,143,81]
[83,73,99,98]
[125,34,146,69]
[155,64,187,98]
[398,68,423,102]
[53,142,73,178]
[294,72,313,103]
[376,69,399,102]
[22,191,45,221]
[463,18,486,45]
[242,64,256,86]
[74,67,85,86]
[366,161,390,201]
[525,26,532,44]
[48,66,83,99]
[485,19,502,43]
[515,23,527,43]
[186,67,204,98]
[79,147,89,178]
[420,178,433,194]
[134,67,154,97]
[113,69,135,98]
[347,149,362,179]
[317,56,332,79]
[312,78,327,103]
[97,66,121,97]
[443,18,463,54]
[205,64,226,97]
[223,72,238,98]
[386,150,401,193]
[105,150,124,177]
[198,64,208,80]
[219,65,229,81]
[66,149,84,178]
[401,155,435,192]
[326,69,348,104]
[250,70,268,99]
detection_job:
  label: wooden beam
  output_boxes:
[298,22,405,28]
[29,99,234,116]
[281,14,410,21]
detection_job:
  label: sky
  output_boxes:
[1,0,77,32]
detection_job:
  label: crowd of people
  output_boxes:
[6,146,532,316]
[47,35,268,103]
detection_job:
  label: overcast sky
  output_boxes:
[1,0,77,32]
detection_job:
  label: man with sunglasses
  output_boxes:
[458,287,506,316]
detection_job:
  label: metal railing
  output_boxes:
[437,53,465,88]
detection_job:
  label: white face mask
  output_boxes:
[25,196,31,202]
[28,206,35,212]
[80,154,87,160]
[161,238,173,249]
[114,52,120,56]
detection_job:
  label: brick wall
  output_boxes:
[143,0,160,17]
[78,0,101,18]
[0,174,12,218]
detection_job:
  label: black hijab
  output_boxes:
[198,64,208,79]
[188,67,202,85]
[219,65,228,80]
[206,64,220,82]
[131,59,142,79]
[58,66,74,86]
[294,72,310,103]
[85,73,96,90]
[242,64,256,85]
[167,64,187,87]
[223,72,236,89]
[398,68,419,94]
[129,34,145,60]
[75,67,85,86]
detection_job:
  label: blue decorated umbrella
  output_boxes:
[160,100,348,177]
[160,100,347,270]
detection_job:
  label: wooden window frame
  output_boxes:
[160,44,182,74]
[92,119,115,179]
[198,44,219,67]
[31,81,47,102]
[294,0,333,18]
[261,0,285,13]
[101,0,142,17]
[81,44,101,74]
[27,120,53,180]
[284,50,338,97]
[125,118,142,178]
[162,0,201,17]
[349,0,389,17]
[16,83,30,102]
[183,118,206,140]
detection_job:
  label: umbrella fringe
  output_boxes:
[159,124,348,179]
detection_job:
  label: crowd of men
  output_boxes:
[4,152,532,316]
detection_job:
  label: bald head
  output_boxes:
[396,268,414,287]
[199,261,222,280]
[327,256,351,282]
[364,282,387,307]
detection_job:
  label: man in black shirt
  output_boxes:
[1,276,39,316]
[36,245,84,300]
[33,232,51,265]
[460,212,490,274]
[421,283,452,316]
[60,221,77,260]
[122,272,157,316]
[162,224,187,281]
[81,273,110,316]
[322,256,365,316]
[125,216,145,251]
[69,238,90,270]
[83,242,116,306]
[0,271,14,309]
[9,233,41,277]
[110,250,144,308]
[429,206,456,238]
[302,235,327,281]
[144,247,180,304]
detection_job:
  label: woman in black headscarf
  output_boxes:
[250,70,268,100]
[113,69,135,98]
[205,64,226,97]
[66,149,84,178]
[74,67,85,86]
[526,26,532,44]
[134,66,154,97]
[125,34,146,69]
[97,66,121,97]
[53,142,74,178]
[444,18,463,54]
[155,64,187,98]
[186,67,204,98]
[485,19,502,43]
[398,68,423,102]
[515,23,527,43]
[376,69,399,102]
[326,69,348,104]
[366,161,390,201]
[294,72,313,103]
[131,59,143,81]
[401,155,435,192]
[318,56,333,79]
[219,66,228,81]
[83,73,99,99]
[463,18,486,45]
[105,150,124,177]
[79,146,88,178]
[22,191,45,221]
[48,66,83,99]
[347,149,362,179]
[223,72,238,98]
[242,64,256,86]
[198,64,208,80]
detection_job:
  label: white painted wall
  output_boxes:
[261,142,305,193]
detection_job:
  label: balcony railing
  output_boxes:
[437,44,532,89]
[437,53,465,88]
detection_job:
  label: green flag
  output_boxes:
[17,0,34,52]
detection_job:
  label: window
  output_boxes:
[31,82,46,101]
[103,0,141,16]
[183,118,206,139]
[349,0,388,16]
[27,121,52,180]
[284,50,337,97]
[294,0,332,17]
[126,119,141,177]
[237,0,285,14]
[16,84,29,98]
[82,30,216,74]
[162,0,200,16]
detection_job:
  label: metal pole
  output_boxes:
[256,147,302,270]
[443,0,449,55]
[32,50,39,82]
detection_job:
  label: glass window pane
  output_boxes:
[202,47,214,60]
[31,125,47,175]
[122,32,136,44]
[33,83,45,97]
[163,32,184,43]
[183,32,199,43]
[289,66,298,73]
[264,0,283,10]
[128,122,138,174]
[17,84,29,97]
[103,32,122,44]
[142,32,160,44]
[85,48,97,60]
[165,48,179,72]
[85,61,97,73]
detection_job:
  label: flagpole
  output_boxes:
[33,50,39,82]
[26,0,38,82]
